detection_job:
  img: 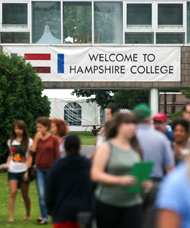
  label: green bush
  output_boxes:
[169,109,183,122]
[0,52,50,162]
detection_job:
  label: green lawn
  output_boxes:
[0,173,52,228]
[0,132,95,227]
[69,131,96,145]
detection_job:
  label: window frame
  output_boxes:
[126,3,153,29]
[0,1,30,32]
[0,0,188,46]
[156,2,186,31]
[124,2,154,44]
[32,1,62,44]
[63,1,92,44]
[64,102,82,126]
[156,1,186,44]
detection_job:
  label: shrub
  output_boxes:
[0,52,50,162]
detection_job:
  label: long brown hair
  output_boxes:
[10,120,29,152]
[104,112,142,159]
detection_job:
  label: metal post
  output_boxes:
[150,88,159,116]
[164,92,167,114]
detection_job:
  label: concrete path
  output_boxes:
[80,145,95,157]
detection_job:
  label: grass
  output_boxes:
[69,131,96,145]
[0,133,95,227]
[0,173,52,228]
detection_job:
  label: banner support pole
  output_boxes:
[150,88,159,116]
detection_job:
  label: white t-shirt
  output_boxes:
[59,139,66,158]
[96,131,105,149]
[7,138,33,173]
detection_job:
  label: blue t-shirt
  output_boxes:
[156,164,190,228]
[165,129,174,143]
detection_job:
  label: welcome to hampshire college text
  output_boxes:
[70,53,174,75]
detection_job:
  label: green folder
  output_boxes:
[126,162,154,194]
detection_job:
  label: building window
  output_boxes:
[125,33,153,44]
[1,32,30,43]
[156,33,184,44]
[2,3,28,28]
[100,108,105,125]
[158,4,183,28]
[32,1,61,44]
[94,2,123,44]
[127,4,152,28]
[63,2,92,44]
[64,102,82,126]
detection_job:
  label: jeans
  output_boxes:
[36,168,50,222]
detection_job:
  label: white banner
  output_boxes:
[3,46,180,82]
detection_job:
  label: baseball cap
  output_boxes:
[153,112,168,122]
[133,103,151,121]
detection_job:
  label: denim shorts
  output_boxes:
[8,171,27,183]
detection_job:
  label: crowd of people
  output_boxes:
[3,102,190,228]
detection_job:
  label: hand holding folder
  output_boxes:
[126,162,154,194]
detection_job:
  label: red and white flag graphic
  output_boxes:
[24,53,51,73]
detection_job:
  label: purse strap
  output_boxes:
[35,135,52,166]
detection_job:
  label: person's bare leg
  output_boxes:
[21,182,31,220]
[8,180,18,222]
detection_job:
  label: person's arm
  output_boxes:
[54,137,60,160]
[166,165,174,173]
[91,142,136,186]
[158,209,181,228]
[6,140,12,165]
[141,181,153,192]
[6,149,12,165]
[24,139,34,181]
[30,132,41,153]
[24,154,33,181]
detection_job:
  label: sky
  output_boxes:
[42,89,76,98]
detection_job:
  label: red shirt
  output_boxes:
[53,221,80,228]
[30,135,60,169]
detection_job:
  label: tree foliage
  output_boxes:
[181,89,190,99]
[167,89,190,121]
[169,110,183,122]
[0,52,50,162]
[72,89,117,109]
[72,89,149,110]
[112,90,149,109]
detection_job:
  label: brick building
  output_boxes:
[0,1,190,114]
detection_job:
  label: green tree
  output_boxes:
[181,89,190,99]
[72,89,149,109]
[112,90,149,109]
[0,52,50,162]
[72,89,117,109]
[169,110,183,122]
[167,89,190,122]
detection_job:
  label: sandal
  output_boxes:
[38,221,47,225]
[37,218,42,222]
